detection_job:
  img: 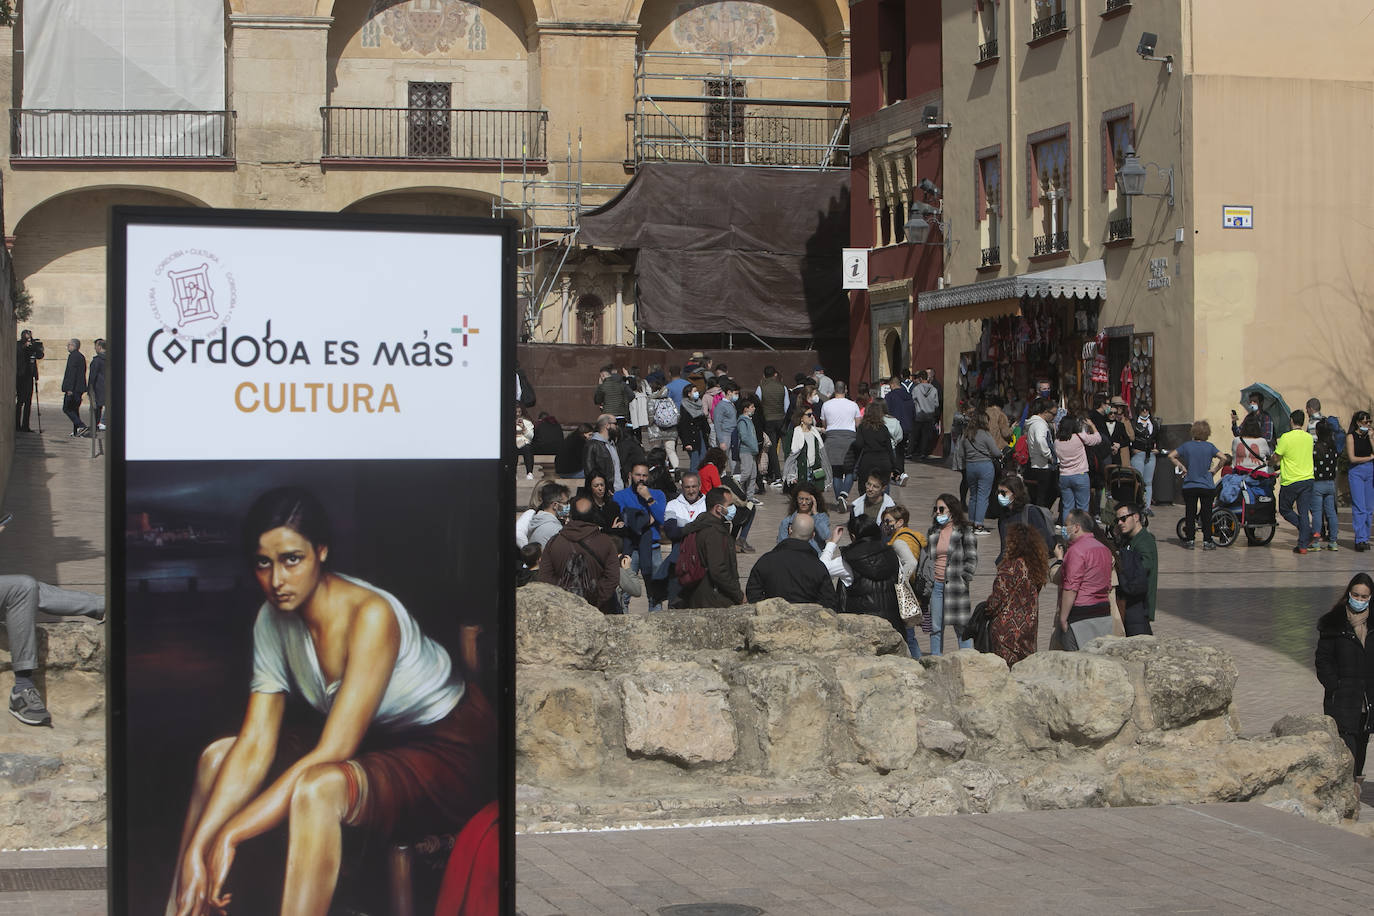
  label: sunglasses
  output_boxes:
[934,506,950,514]
[1115,513,1136,524]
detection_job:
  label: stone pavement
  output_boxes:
[5,433,1374,913]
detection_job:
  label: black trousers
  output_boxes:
[1340,730,1369,777]
[62,393,84,432]
[1026,466,1059,511]
[763,419,785,481]
[15,376,33,430]
[1182,486,1215,542]
[911,418,936,458]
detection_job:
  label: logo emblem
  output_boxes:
[453,315,481,346]
[167,264,218,327]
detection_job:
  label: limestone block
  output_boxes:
[515,583,610,670]
[832,657,929,773]
[1087,636,1237,730]
[0,754,61,788]
[943,760,1012,813]
[861,777,961,817]
[745,604,880,657]
[515,668,610,783]
[915,718,967,760]
[0,622,104,675]
[1019,762,1109,810]
[739,659,832,775]
[833,612,910,656]
[607,609,748,664]
[617,661,736,768]
[922,650,1034,751]
[1011,651,1134,745]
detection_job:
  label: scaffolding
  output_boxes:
[630,48,850,171]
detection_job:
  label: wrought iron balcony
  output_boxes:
[320,107,546,162]
[1108,217,1133,242]
[1105,0,1131,11]
[980,246,1001,267]
[9,109,234,160]
[1032,231,1070,256]
[629,111,849,169]
[978,39,999,62]
[1031,11,1068,41]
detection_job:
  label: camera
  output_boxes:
[25,338,44,360]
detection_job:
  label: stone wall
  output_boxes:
[516,584,1359,831]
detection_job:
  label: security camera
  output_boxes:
[917,178,941,197]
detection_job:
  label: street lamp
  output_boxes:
[1117,144,1175,208]
[903,201,947,249]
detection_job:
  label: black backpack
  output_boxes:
[556,541,599,602]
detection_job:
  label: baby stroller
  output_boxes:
[1174,466,1277,547]
[1107,465,1145,509]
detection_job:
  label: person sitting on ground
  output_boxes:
[849,471,896,527]
[983,522,1048,667]
[1230,413,1269,473]
[680,488,743,608]
[821,516,903,637]
[698,446,727,493]
[576,473,623,538]
[777,482,831,556]
[881,505,927,659]
[3,561,105,726]
[745,513,837,610]
[531,410,566,456]
[515,543,542,588]
[527,482,570,549]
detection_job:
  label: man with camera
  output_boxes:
[14,330,42,432]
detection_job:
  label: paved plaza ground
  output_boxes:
[3,428,1374,914]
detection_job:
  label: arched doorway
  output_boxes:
[882,327,903,382]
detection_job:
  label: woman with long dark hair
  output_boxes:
[1316,573,1374,784]
[853,401,895,497]
[776,482,830,555]
[169,486,494,916]
[577,473,622,537]
[994,474,1054,563]
[1349,411,1374,552]
[984,522,1048,666]
[1309,419,1339,549]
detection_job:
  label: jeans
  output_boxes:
[904,627,923,659]
[0,575,105,672]
[1130,451,1156,509]
[929,581,973,656]
[1278,478,1314,547]
[1058,473,1091,523]
[1182,486,1215,543]
[1351,462,1374,544]
[966,460,996,526]
[1309,479,1337,543]
[687,432,706,471]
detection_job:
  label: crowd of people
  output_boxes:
[14,330,107,437]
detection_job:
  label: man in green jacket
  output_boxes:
[1113,502,1157,636]
[593,364,631,432]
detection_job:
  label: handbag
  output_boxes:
[960,600,994,652]
[896,578,923,624]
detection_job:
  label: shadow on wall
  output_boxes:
[803,182,853,378]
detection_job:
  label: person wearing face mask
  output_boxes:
[881,505,928,659]
[1129,402,1160,517]
[1231,392,1275,447]
[680,488,744,608]
[921,494,978,655]
[526,482,571,549]
[983,522,1049,666]
[994,475,1055,563]
[1346,411,1374,551]
[1315,573,1374,784]
[678,385,711,471]
[782,400,831,492]
[713,381,741,473]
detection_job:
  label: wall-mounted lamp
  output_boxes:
[1136,32,1173,74]
[903,201,951,254]
[920,104,951,139]
[1117,144,1175,208]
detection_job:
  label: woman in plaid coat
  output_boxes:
[924,493,979,655]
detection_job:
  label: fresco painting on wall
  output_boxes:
[672,0,777,55]
[362,0,489,53]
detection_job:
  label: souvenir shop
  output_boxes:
[955,295,1156,417]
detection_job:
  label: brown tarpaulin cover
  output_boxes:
[578,163,850,338]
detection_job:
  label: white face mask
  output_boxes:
[879,385,891,396]
[810,394,820,404]
[935,513,950,526]
[1247,403,1259,413]
[997,493,1012,508]
[1350,597,1370,613]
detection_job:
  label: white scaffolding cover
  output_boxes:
[21,0,226,156]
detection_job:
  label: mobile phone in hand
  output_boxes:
[0,512,12,528]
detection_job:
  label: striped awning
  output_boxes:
[918,259,1107,312]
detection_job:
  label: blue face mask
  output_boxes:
[997,493,1012,508]
[1350,597,1370,613]
[724,504,737,521]
[935,513,950,526]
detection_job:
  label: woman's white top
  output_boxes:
[251,574,463,729]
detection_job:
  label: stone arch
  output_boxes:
[879,326,902,381]
[635,0,847,54]
[325,0,536,107]
[340,187,502,219]
[12,187,207,398]
[317,0,546,26]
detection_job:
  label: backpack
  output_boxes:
[652,396,679,428]
[555,542,599,602]
[1012,434,1030,466]
[1117,545,1149,598]
[1325,415,1346,454]
[912,538,934,604]
[676,531,707,587]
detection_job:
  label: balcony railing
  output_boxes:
[630,112,849,169]
[980,246,1001,267]
[9,109,234,159]
[321,107,547,162]
[979,39,999,62]
[1105,0,1131,10]
[1033,231,1070,256]
[1031,11,1068,41]
[1108,217,1133,242]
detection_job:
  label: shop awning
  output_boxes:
[917,259,1107,313]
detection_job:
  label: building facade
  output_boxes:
[906,0,1373,433]
[2,0,850,401]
